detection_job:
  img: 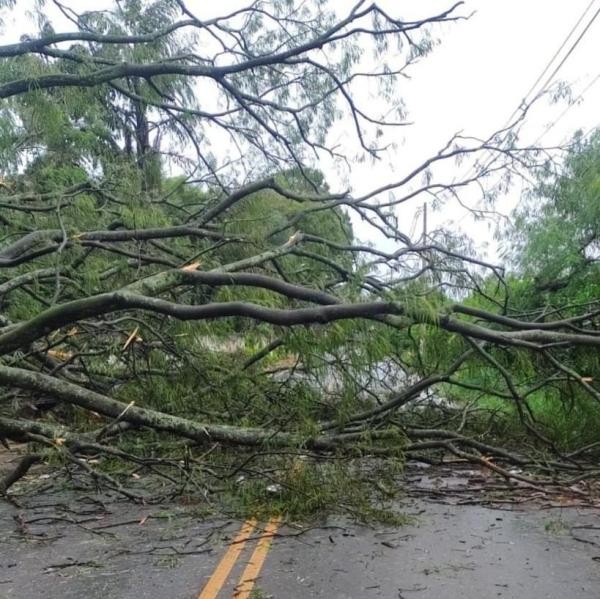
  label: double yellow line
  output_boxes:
[197,516,282,599]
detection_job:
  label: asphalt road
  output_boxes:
[1,486,599,599]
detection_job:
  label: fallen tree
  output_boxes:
[0,0,598,508]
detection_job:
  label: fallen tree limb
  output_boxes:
[0,454,42,495]
[0,366,403,451]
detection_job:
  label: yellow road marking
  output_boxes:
[197,518,257,599]
[233,516,282,598]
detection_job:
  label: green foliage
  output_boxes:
[216,175,353,288]
[223,453,407,524]
[508,130,600,297]
[3,0,599,512]
[424,139,600,453]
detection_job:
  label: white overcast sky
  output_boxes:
[2,1,599,259]
[329,0,600,257]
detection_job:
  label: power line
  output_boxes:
[496,0,599,136]
[460,0,600,182]
[452,2,600,225]
[456,70,600,228]
[535,71,600,145]
[534,4,600,102]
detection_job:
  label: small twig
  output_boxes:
[96,401,135,441]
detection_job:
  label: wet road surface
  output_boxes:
[1,487,599,599]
